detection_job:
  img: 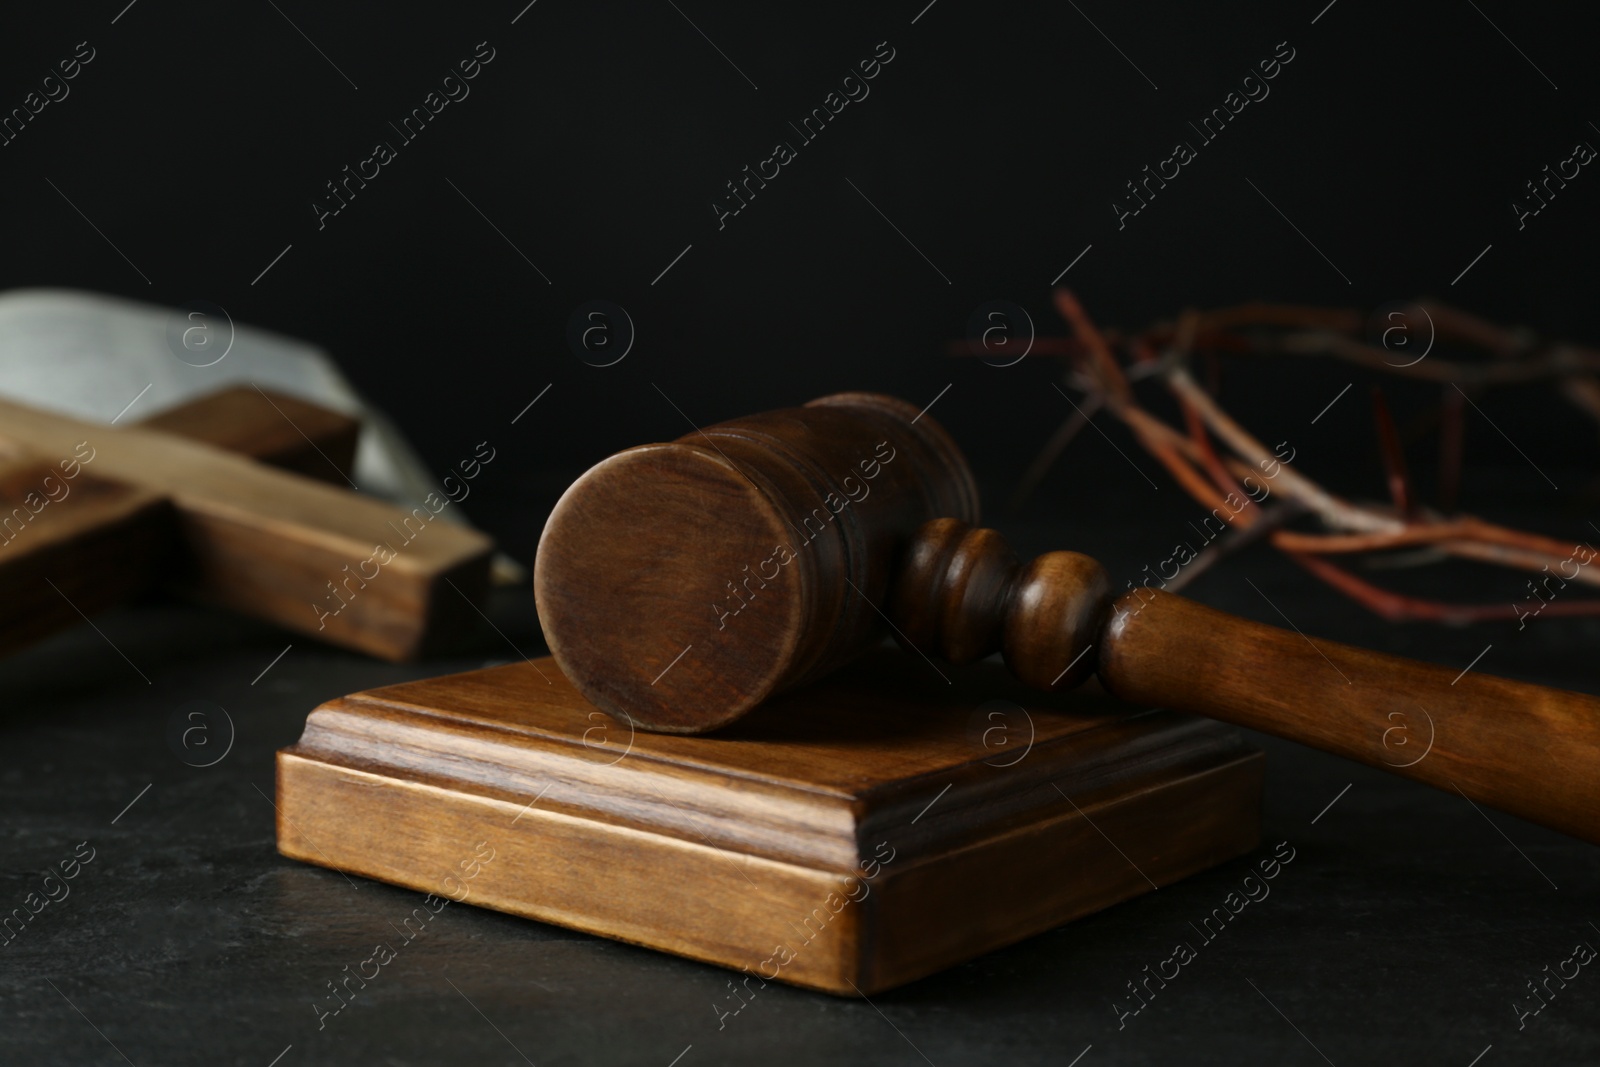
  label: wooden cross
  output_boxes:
[0,386,493,662]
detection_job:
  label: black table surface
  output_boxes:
[4,509,1598,1067]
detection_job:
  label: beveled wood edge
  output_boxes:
[284,694,867,872]
[281,660,1261,872]
[852,712,1252,852]
[274,742,1265,996]
[858,748,1265,991]
[275,752,867,995]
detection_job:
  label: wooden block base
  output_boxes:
[275,649,1263,995]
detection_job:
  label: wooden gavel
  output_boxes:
[535,392,1600,845]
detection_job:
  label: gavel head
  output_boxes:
[534,393,979,732]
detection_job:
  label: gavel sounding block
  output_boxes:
[275,650,1263,995]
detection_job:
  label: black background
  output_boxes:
[4,0,1599,548]
[5,2,1600,1065]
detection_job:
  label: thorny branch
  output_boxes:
[973,291,1600,625]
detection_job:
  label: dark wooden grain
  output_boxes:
[139,384,360,483]
[276,649,1263,994]
[895,517,1112,690]
[534,395,1600,846]
[535,392,979,732]
[1098,589,1600,847]
[902,519,1600,845]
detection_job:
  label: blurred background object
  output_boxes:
[0,289,527,582]
[0,288,454,510]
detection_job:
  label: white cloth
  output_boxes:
[0,287,448,513]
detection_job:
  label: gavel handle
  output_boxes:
[895,518,1600,846]
[1098,589,1600,845]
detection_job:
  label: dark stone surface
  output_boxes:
[2,505,1598,1067]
